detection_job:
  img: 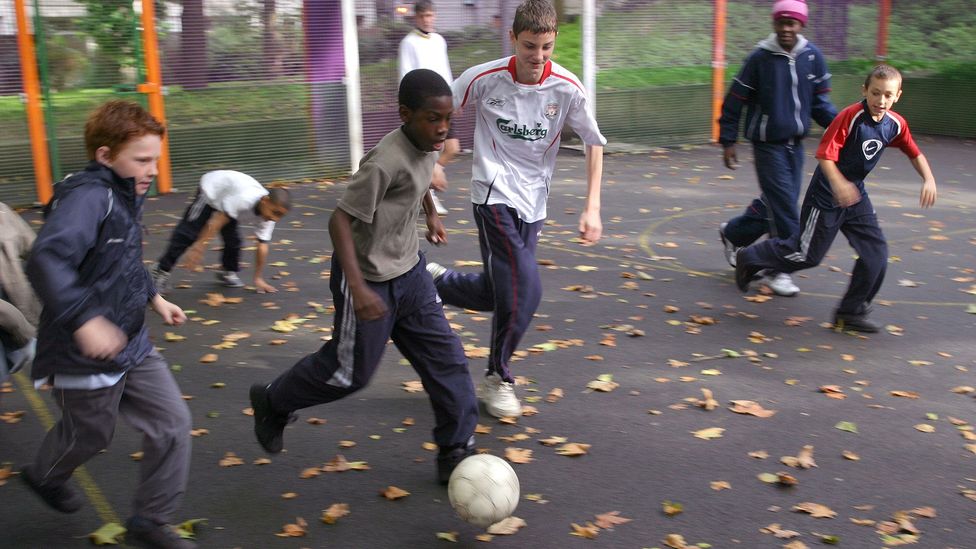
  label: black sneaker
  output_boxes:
[125,516,197,549]
[437,438,476,485]
[249,383,296,454]
[734,250,762,292]
[833,311,880,333]
[21,466,83,513]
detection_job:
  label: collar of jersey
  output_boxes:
[507,56,553,85]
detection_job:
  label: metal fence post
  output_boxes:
[31,0,61,183]
[876,0,890,61]
[14,0,53,205]
[341,0,363,172]
[711,0,727,143]
[582,0,596,108]
[136,0,173,193]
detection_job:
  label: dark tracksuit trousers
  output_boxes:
[724,139,805,247]
[266,254,477,449]
[737,193,887,316]
[433,203,544,384]
[28,351,192,524]
[157,191,241,273]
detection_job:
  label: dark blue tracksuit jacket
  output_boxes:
[719,34,837,146]
[27,161,156,380]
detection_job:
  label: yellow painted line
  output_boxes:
[12,372,120,524]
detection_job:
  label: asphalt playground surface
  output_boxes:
[2,136,975,548]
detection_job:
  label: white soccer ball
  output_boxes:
[447,454,520,528]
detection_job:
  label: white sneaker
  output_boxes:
[426,261,448,281]
[763,272,799,297]
[217,270,245,288]
[719,222,740,267]
[478,374,522,418]
[430,191,448,216]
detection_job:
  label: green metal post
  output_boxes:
[32,0,62,181]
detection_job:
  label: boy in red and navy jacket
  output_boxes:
[735,65,937,333]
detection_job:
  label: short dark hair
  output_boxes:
[84,100,165,160]
[513,0,558,36]
[399,69,451,111]
[414,0,434,15]
[268,187,291,210]
[864,63,902,89]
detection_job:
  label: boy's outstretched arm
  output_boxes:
[329,209,388,321]
[253,241,276,293]
[184,211,231,270]
[579,144,604,243]
[818,158,861,208]
[910,153,937,208]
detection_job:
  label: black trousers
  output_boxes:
[738,194,888,315]
[266,254,478,448]
[157,191,241,273]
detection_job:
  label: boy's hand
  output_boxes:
[831,181,861,208]
[919,180,937,208]
[426,213,447,245]
[578,209,602,244]
[254,277,278,294]
[722,145,738,170]
[351,285,387,322]
[151,295,186,326]
[74,316,127,361]
[431,164,448,192]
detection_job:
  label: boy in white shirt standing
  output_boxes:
[398,0,454,216]
[427,0,605,418]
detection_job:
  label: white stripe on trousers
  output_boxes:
[785,207,821,263]
[327,276,357,388]
[187,193,208,222]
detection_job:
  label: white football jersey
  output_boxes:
[453,57,606,223]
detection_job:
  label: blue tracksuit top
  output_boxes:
[719,34,837,146]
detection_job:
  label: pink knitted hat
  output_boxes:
[772,0,808,25]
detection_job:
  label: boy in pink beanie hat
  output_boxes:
[772,0,808,26]
[717,0,836,298]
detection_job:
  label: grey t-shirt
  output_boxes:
[336,127,435,282]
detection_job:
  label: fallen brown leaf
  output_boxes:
[381,486,410,500]
[487,516,527,535]
[321,503,350,524]
[505,447,534,464]
[792,502,837,518]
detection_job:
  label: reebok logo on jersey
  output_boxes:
[496,119,548,141]
[862,139,883,160]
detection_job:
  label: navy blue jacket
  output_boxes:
[719,34,837,146]
[27,162,156,379]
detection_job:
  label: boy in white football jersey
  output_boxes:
[427,0,606,418]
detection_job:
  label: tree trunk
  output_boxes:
[179,0,208,89]
[262,0,283,77]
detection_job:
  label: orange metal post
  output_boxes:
[876,0,890,60]
[137,0,172,193]
[710,0,727,142]
[14,0,53,205]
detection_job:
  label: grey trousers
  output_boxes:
[29,350,192,524]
